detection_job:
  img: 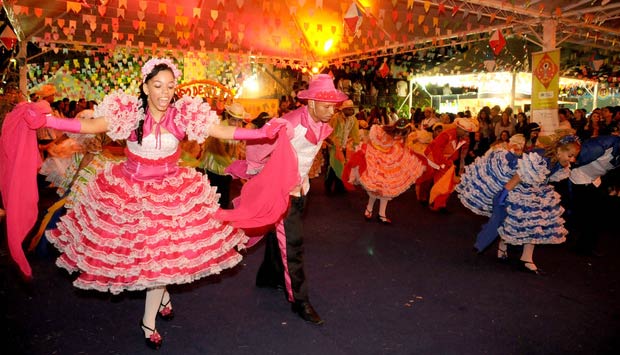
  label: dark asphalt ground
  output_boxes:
[2,176,619,355]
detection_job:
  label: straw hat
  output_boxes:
[225,102,251,120]
[508,133,525,147]
[297,74,348,103]
[340,99,355,109]
[454,117,479,132]
[35,84,57,99]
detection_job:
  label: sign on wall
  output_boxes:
[531,49,560,134]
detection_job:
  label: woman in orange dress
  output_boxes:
[358,119,426,223]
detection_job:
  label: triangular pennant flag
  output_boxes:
[379,60,390,78]
[344,3,363,33]
[484,59,496,72]
[489,29,506,55]
[67,2,82,14]
[438,4,445,15]
[0,26,17,50]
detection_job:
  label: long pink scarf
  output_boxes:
[0,103,46,278]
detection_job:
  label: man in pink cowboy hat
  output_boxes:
[255,74,348,325]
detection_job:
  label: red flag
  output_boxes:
[489,29,506,56]
[344,3,363,33]
[0,26,18,50]
[378,61,390,78]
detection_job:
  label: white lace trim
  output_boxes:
[126,133,179,159]
[173,96,220,143]
[517,152,549,185]
[94,90,143,141]
[498,184,567,245]
[549,166,570,182]
[46,163,249,294]
[456,149,517,216]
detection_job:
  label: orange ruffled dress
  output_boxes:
[359,125,425,199]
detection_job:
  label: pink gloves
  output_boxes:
[233,119,287,140]
[22,102,82,133]
[45,116,82,133]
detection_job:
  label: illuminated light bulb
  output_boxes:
[311,66,319,74]
[243,75,259,91]
[323,39,333,52]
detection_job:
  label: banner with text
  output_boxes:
[531,49,560,134]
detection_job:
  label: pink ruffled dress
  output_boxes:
[46,91,247,294]
[359,125,425,199]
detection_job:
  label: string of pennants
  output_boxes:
[8,0,582,60]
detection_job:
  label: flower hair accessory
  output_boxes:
[141,58,182,83]
[558,134,580,146]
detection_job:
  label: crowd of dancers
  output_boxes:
[1,58,619,351]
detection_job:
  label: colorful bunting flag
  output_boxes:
[489,29,506,55]
[344,3,363,34]
[378,60,390,78]
[0,25,17,50]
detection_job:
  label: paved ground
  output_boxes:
[2,176,619,354]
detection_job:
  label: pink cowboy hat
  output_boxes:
[297,74,348,103]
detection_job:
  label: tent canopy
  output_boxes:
[2,0,619,67]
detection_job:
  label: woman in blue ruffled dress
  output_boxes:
[457,134,581,274]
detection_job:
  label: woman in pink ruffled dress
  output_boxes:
[29,58,283,349]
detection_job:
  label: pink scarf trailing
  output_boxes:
[216,129,299,247]
[0,102,48,278]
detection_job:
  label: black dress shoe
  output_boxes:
[158,299,175,321]
[140,320,162,350]
[519,261,544,275]
[291,300,324,325]
[256,281,285,290]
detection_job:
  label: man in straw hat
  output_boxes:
[33,84,61,146]
[325,99,360,195]
[198,102,249,208]
[254,74,348,325]
[35,84,57,104]
[417,116,478,213]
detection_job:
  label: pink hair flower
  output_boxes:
[141,58,182,82]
